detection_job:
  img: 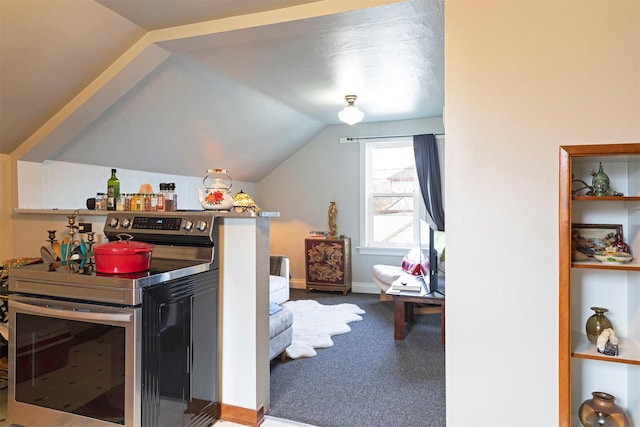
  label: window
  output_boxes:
[359,137,426,255]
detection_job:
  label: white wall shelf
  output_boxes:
[14,209,108,216]
[572,333,640,366]
[571,260,640,271]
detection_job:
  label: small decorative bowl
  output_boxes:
[593,251,633,264]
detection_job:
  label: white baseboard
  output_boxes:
[289,278,380,295]
[352,282,380,294]
[290,278,306,289]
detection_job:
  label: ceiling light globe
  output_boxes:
[338,95,364,125]
[338,106,364,125]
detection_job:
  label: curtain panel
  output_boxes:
[413,134,445,231]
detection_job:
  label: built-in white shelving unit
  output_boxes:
[559,144,640,427]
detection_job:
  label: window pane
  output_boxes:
[370,146,417,193]
[361,138,423,251]
[372,196,415,245]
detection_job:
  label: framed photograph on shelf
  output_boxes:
[572,223,622,256]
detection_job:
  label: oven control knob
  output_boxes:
[109,218,119,228]
[196,220,208,232]
[184,220,194,231]
[121,218,131,228]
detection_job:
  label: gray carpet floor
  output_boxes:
[269,289,446,427]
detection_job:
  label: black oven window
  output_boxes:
[15,313,126,424]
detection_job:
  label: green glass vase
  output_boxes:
[585,307,612,344]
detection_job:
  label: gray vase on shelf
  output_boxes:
[585,307,612,345]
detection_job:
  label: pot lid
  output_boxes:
[94,239,153,254]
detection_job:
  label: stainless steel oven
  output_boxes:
[9,295,141,426]
[8,211,223,427]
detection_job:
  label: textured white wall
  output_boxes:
[16,160,257,211]
[10,160,258,258]
[445,2,640,426]
[18,161,257,210]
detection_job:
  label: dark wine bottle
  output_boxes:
[106,168,120,211]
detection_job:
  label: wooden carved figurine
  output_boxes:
[328,201,337,238]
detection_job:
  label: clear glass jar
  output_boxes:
[131,194,142,211]
[165,183,177,211]
[150,193,158,211]
[143,194,151,211]
[96,193,107,211]
[156,185,166,212]
[136,194,143,211]
[116,194,126,211]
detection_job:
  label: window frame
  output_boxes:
[358,137,426,256]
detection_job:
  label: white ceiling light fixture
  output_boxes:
[338,95,364,125]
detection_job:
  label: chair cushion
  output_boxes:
[270,274,289,304]
[270,326,293,361]
[269,275,287,294]
[269,306,293,338]
[269,301,283,315]
[269,306,293,361]
[373,264,406,285]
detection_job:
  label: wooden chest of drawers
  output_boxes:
[304,237,351,295]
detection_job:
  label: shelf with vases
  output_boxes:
[559,143,640,427]
[572,333,640,366]
[573,196,640,202]
[571,259,640,271]
[572,196,640,210]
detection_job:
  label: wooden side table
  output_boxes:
[386,276,445,344]
[305,237,351,295]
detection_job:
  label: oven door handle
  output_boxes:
[10,299,136,323]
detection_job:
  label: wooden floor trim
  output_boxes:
[220,403,264,426]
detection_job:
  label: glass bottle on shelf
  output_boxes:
[156,184,166,212]
[143,193,151,211]
[165,183,177,211]
[96,193,106,210]
[116,193,126,211]
[135,193,143,211]
[106,168,120,211]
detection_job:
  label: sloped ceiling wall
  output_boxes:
[1,0,444,182]
[52,54,324,181]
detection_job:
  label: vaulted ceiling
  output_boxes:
[0,0,444,181]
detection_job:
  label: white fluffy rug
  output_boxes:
[283,299,365,359]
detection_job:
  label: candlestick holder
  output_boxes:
[47,230,57,245]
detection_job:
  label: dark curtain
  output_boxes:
[413,134,445,231]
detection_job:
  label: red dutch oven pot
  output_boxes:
[93,234,153,274]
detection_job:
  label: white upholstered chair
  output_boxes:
[269,256,292,361]
[269,256,290,304]
[372,264,407,301]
